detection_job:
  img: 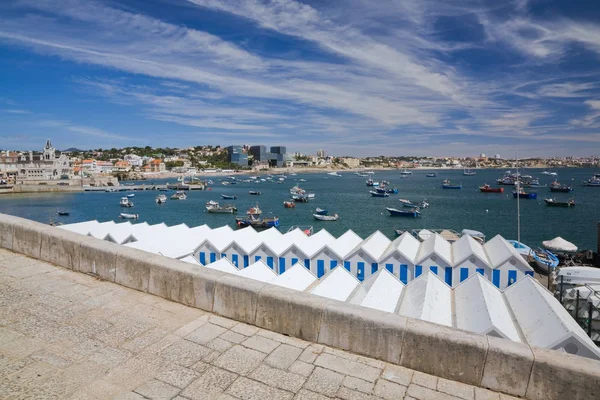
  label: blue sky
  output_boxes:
[1,0,599,157]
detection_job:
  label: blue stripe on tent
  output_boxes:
[476,268,484,276]
[444,267,452,286]
[291,257,298,265]
[221,253,226,258]
[317,260,325,278]
[344,261,350,271]
[415,265,422,277]
[330,260,337,270]
[525,271,534,277]
[400,264,408,284]
[357,262,365,281]
[267,257,274,269]
[460,268,469,282]
[492,270,500,287]
[371,263,378,274]
[243,255,249,268]
[231,254,238,267]
[385,264,393,274]
[255,255,261,262]
[508,270,517,286]
[430,266,438,275]
[304,259,310,270]
[199,252,206,265]
[210,253,216,263]
[279,258,286,274]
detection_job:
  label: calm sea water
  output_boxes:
[1,168,598,250]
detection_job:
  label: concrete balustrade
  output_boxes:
[0,212,599,400]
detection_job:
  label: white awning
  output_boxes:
[542,237,578,252]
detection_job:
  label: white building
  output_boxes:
[0,139,72,182]
[452,235,493,286]
[124,154,143,167]
[484,235,533,288]
[415,233,454,285]
[378,232,420,284]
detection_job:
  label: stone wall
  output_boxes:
[0,212,598,400]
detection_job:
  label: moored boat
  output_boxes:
[313,213,339,221]
[156,194,167,204]
[549,180,572,192]
[170,191,187,200]
[544,198,575,207]
[532,248,559,272]
[463,168,476,176]
[386,207,420,217]
[370,190,389,197]
[119,213,139,220]
[507,240,532,257]
[206,203,237,213]
[283,201,295,208]
[57,211,70,216]
[292,195,309,203]
[249,191,261,195]
[441,179,462,189]
[327,172,342,177]
[400,169,412,175]
[235,214,279,229]
[120,197,134,207]
[221,194,237,200]
[315,207,328,215]
[425,172,437,177]
[479,184,504,193]
[385,188,398,194]
[583,173,600,186]
[512,187,537,199]
[127,193,135,198]
[247,205,262,215]
[399,199,429,208]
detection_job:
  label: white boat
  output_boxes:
[507,240,532,257]
[120,197,134,208]
[400,169,412,175]
[298,178,306,182]
[156,194,167,204]
[558,267,600,285]
[127,193,135,198]
[119,213,139,219]
[171,191,187,200]
[313,213,339,221]
[327,172,342,177]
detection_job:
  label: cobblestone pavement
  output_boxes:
[0,249,516,400]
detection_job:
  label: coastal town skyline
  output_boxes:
[2,0,600,157]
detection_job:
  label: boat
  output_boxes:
[313,213,340,221]
[315,207,328,215]
[119,213,139,220]
[57,211,70,216]
[463,168,476,176]
[156,194,167,204]
[541,170,551,175]
[441,179,462,189]
[292,195,309,203]
[549,180,572,192]
[532,248,559,272]
[400,169,412,175]
[246,205,262,215]
[425,172,437,177]
[235,214,280,229]
[120,197,134,207]
[206,203,237,213]
[283,201,295,208]
[544,198,575,207]
[327,172,342,177]
[375,187,387,194]
[399,199,429,208]
[171,191,187,200]
[221,194,237,200]
[461,229,485,243]
[249,191,261,195]
[386,207,420,217]
[385,188,399,194]
[298,178,306,182]
[507,240,532,257]
[512,187,537,199]
[127,193,135,198]
[366,178,375,187]
[583,173,600,186]
[542,237,578,253]
[479,184,504,193]
[558,266,600,285]
[370,190,389,197]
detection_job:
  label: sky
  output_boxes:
[1,0,600,157]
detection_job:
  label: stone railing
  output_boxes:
[0,213,598,400]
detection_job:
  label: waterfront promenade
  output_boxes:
[0,249,511,400]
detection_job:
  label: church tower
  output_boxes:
[43,138,56,161]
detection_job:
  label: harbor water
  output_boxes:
[1,168,598,250]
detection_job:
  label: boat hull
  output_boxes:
[550,187,572,192]
[479,187,504,193]
[370,191,389,197]
[513,192,537,199]
[386,207,420,217]
[442,185,462,189]
[544,199,575,207]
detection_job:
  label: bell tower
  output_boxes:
[43,138,55,161]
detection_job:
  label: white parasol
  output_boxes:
[542,237,578,252]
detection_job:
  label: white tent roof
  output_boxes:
[237,260,277,283]
[356,231,391,261]
[180,255,202,265]
[198,225,235,253]
[380,232,421,263]
[484,235,530,269]
[542,237,578,252]
[452,235,490,267]
[350,269,404,313]
[103,221,135,244]
[417,233,453,266]
[258,227,282,241]
[454,274,521,342]
[58,220,100,235]
[270,263,317,291]
[329,229,363,259]
[203,258,238,274]
[86,221,117,239]
[301,229,337,257]
[504,277,600,360]
[310,266,359,301]
[398,271,452,327]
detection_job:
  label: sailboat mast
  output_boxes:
[516,152,520,244]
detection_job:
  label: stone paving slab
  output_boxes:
[0,249,511,400]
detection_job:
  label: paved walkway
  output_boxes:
[0,249,514,400]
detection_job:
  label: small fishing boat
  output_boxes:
[283,201,295,208]
[425,172,437,177]
[206,203,237,213]
[507,240,532,257]
[127,193,135,198]
[370,190,389,197]
[442,179,462,189]
[171,191,187,200]
[298,178,306,182]
[156,194,167,204]
[386,207,420,217]
[479,184,504,193]
[327,172,342,177]
[120,197,134,207]
[313,213,340,221]
[221,194,237,200]
[246,205,262,215]
[366,178,376,187]
[512,187,537,199]
[315,208,328,215]
[532,248,559,272]
[292,195,309,203]
[385,188,399,194]
[57,211,70,216]
[375,187,387,194]
[119,213,139,220]
[235,214,280,229]
[583,173,600,186]
[399,199,429,208]
[249,191,261,195]
[549,180,572,192]
[463,168,476,176]
[400,169,413,175]
[544,198,575,207]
